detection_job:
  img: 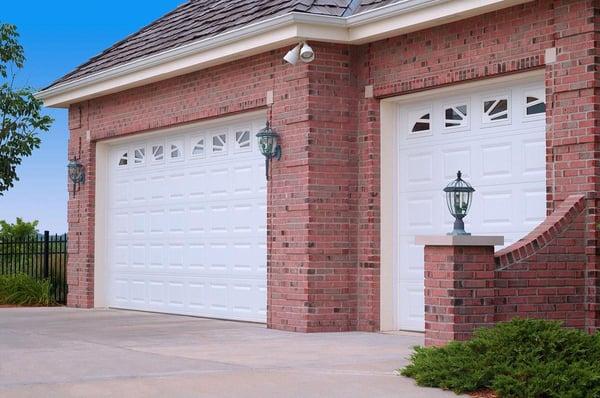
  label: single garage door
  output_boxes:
[105,116,267,322]
[395,76,547,331]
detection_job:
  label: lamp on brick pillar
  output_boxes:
[443,171,475,235]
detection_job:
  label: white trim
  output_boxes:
[38,0,534,108]
[380,101,396,331]
[94,142,109,308]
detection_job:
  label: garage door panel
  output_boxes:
[188,207,207,234]
[397,282,424,332]
[398,236,426,281]
[167,208,186,234]
[106,116,267,322]
[188,171,207,199]
[522,138,546,177]
[395,78,546,331]
[149,280,166,306]
[441,147,472,183]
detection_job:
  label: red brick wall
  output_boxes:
[354,45,382,332]
[352,0,599,332]
[424,245,496,347]
[67,45,363,332]
[66,0,600,332]
[269,43,361,332]
[495,194,587,328]
[67,49,307,312]
[424,194,590,346]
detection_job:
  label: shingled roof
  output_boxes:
[48,0,397,89]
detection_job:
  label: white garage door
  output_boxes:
[395,76,547,331]
[105,116,267,322]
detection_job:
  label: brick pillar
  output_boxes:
[545,0,600,332]
[417,236,502,346]
[268,42,360,332]
[66,102,95,308]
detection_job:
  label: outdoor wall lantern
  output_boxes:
[67,158,85,196]
[443,170,475,236]
[256,121,281,180]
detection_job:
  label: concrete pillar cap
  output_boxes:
[415,235,504,246]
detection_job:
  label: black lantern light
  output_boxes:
[67,158,85,196]
[443,170,475,236]
[256,121,281,180]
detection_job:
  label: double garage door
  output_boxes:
[105,116,267,322]
[395,76,547,331]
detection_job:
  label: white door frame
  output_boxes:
[93,110,266,308]
[379,69,546,331]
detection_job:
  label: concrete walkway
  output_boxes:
[0,307,462,397]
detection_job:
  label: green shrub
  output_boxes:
[0,274,55,306]
[401,319,600,397]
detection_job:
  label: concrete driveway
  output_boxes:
[0,307,462,397]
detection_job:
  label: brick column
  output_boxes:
[545,0,600,333]
[417,235,503,346]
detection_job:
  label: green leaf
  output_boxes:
[0,23,53,194]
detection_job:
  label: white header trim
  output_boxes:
[38,0,532,108]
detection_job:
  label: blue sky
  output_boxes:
[1,1,184,233]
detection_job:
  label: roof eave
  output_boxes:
[37,0,532,108]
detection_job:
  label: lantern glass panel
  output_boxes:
[68,161,84,184]
[258,133,277,158]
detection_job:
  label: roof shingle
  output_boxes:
[48,0,395,88]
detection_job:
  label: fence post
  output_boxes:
[43,231,50,279]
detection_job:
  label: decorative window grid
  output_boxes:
[191,136,205,157]
[151,144,164,162]
[133,147,145,165]
[118,151,128,167]
[524,89,546,119]
[409,109,432,135]
[211,133,227,154]
[235,130,251,152]
[169,140,184,161]
[482,94,510,124]
[444,104,468,130]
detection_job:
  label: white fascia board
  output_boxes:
[37,0,532,108]
[347,0,532,43]
[38,14,344,108]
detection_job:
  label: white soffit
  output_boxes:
[37,0,532,108]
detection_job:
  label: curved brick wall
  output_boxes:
[494,194,587,327]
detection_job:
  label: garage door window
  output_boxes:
[169,141,183,160]
[410,109,431,134]
[482,95,510,124]
[133,148,145,165]
[151,145,164,162]
[191,136,205,157]
[212,133,227,154]
[118,151,128,167]
[444,104,468,129]
[235,130,251,151]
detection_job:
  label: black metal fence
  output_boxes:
[0,231,68,303]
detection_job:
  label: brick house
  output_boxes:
[38,0,600,341]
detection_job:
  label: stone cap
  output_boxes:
[415,235,504,246]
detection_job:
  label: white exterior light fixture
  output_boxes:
[283,42,314,65]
